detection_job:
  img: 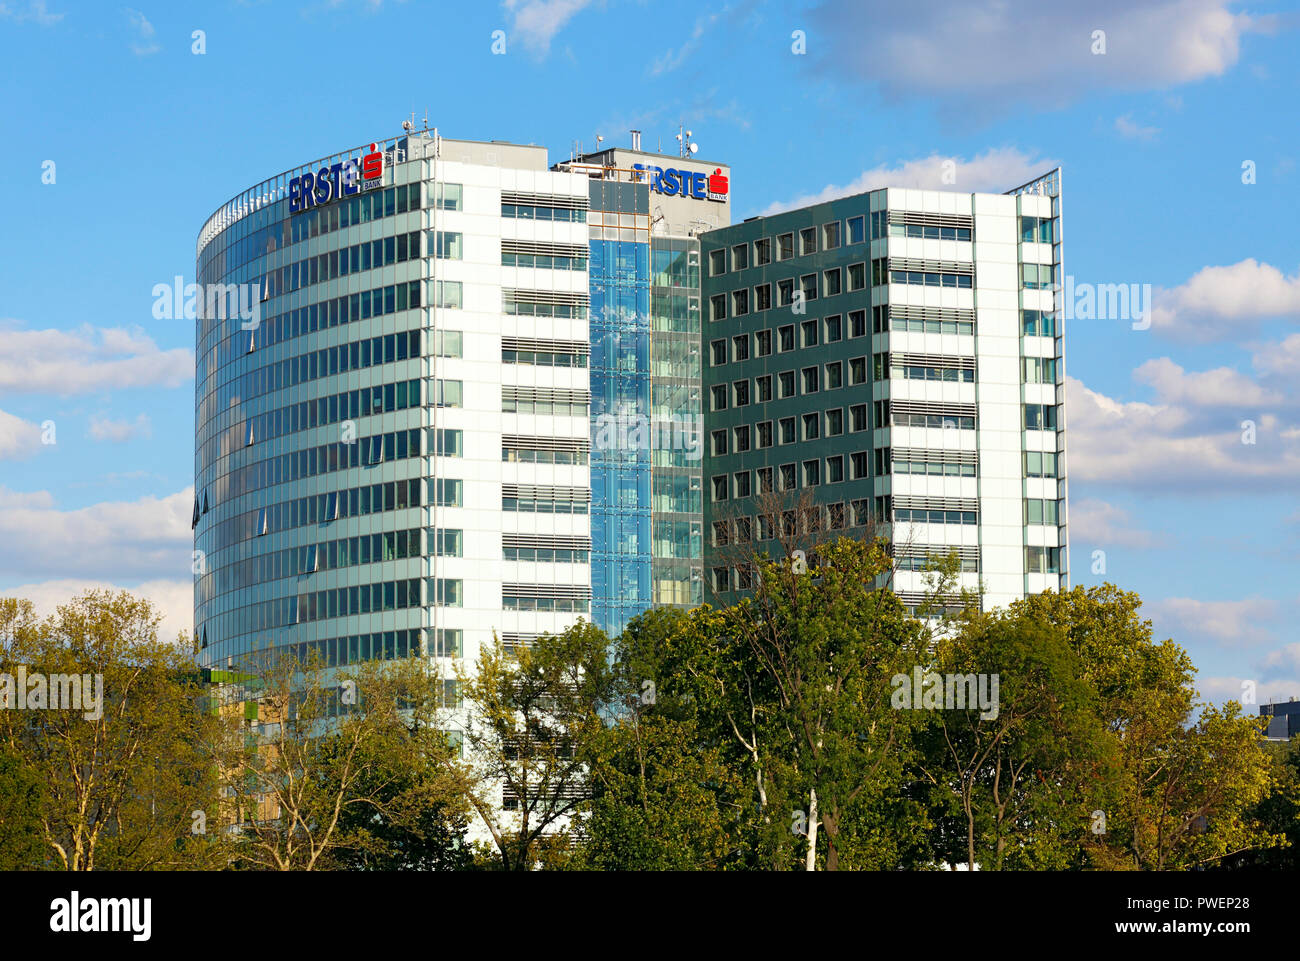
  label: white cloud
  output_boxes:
[1147,597,1279,647]
[1114,114,1159,140]
[1150,259,1300,341]
[1253,332,1300,377]
[1258,643,1300,682]
[0,408,44,460]
[1133,357,1285,407]
[1068,498,1161,548]
[1065,375,1300,491]
[87,412,152,443]
[649,5,729,76]
[809,0,1274,116]
[0,322,192,395]
[757,147,1057,216]
[0,1,63,25]
[125,8,159,56]
[1198,675,1300,710]
[0,487,193,582]
[0,578,193,646]
[502,0,594,56]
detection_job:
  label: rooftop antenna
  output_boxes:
[628,129,639,151]
[402,111,415,133]
[675,123,697,158]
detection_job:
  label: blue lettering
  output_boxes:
[341,159,359,195]
[289,175,303,213]
[692,171,706,199]
[314,167,332,204]
[661,167,679,196]
[299,171,316,209]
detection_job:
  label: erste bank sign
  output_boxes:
[289,142,385,213]
[632,163,728,202]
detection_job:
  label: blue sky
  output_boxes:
[0,0,1297,707]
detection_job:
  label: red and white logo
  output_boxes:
[361,143,384,181]
[707,167,729,202]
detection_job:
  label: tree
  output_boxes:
[0,592,227,871]
[224,653,470,871]
[578,609,749,870]
[459,621,612,870]
[1011,586,1283,870]
[0,749,47,869]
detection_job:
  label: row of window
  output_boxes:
[708,215,868,276]
[502,348,588,368]
[711,450,869,500]
[200,477,422,558]
[502,495,590,514]
[501,202,587,222]
[710,405,869,456]
[1025,498,1063,525]
[269,231,423,300]
[501,251,588,271]
[205,528,425,598]
[503,547,590,563]
[204,279,422,392]
[502,296,588,320]
[710,501,874,552]
[502,445,588,466]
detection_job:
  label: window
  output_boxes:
[779,464,796,491]
[1020,216,1054,244]
[756,330,773,356]
[778,371,795,398]
[710,294,727,322]
[256,507,268,536]
[732,288,749,316]
[850,309,867,338]
[1025,546,1062,574]
[712,475,728,501]
[1023,357,1059,384]
[434,429,463,457]
[732,244,749,270]
[823,268,842,297]
[435,379,463,408]
[849,357,867,385]
[1022,309,1058,337]
[734,424,751,451]
[1024,404,1060,430]
[734,470,752,498]
[435,182,462,210]
[757,421,773,448]
[755,237,772,265]
[710,384,728,412]
[850,404,867,432]
[733,380,750,407]
[711,429,728,456]
[757,467,774,493]
[826,408,844,436]
[825,361,842,389]
[800,274,818,302]
[1021,263,1055,290]
[801,367,819,394]
[434,478,463,506]
[1024,450,1059,477]
[434,528,464,556]
[779,417,796,444]
[848,263,866,291]
[709,249,727,276]
[802,412,820,440]
[710,339,727,366]
[435,279,463,308]
[825,314,842,342]
[799,227,817,256]
[847,215,865,244]
[803,460,821,486]
[1024,499,1061,525]
[823,221,841,250]
[801,319,819,348]
[756,375,773,402]
[827,455,844,483]
[435,231,463,259]
[777,279,794,307]
[850,451,868,480]
[432,578,463,607]
[435,330,463,357]
[777,233,794,261]
[754,283,772,312]
[778,325,795,352]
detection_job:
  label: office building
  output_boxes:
[698,170,1068,613]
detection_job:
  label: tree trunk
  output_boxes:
[805,788,818,871]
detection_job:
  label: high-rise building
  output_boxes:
[194,130,730,673]
[698,170,1068,613]
[194,132,596,675]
